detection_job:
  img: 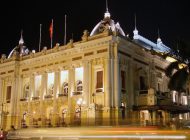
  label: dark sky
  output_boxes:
[0,0,190,56]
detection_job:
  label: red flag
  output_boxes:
[49,20,53,38]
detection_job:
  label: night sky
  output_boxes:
[0,0,189,56]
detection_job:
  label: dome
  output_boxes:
[8,31,29,58]
[90,11,126,36]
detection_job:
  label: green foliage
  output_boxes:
[165,61,179,77]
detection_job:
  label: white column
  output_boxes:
[41,72,47,97]
[20,77,23,99]
[0,78,3,128]
[54,71,60,98]
[68,67,75,100]
[16,76,23,128]
[105,58,111,107]
[10,75,20,126]
[0,78,2,103]
[52,71,59,126]
[30,74,35,98]
[110,58,114,107]
[88,61,92,105]
[67,66,75,124]
[114,57,120,107]
[83,61,89,106]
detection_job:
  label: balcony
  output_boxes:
[44,94,53,99]
[58,93,68,97]
[32,96,40,100]
[20,98,28,102]
[72,91,82,95]
[136,89,155,106]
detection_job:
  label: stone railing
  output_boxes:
[44,94,53,99]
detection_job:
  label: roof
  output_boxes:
[90,11,125,36]
[133,29,171,53]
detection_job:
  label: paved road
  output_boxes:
[6,126,190,140]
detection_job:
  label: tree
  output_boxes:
[165,40,190,92]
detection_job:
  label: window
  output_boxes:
[35,75,42,97]
[6,86,11,103]
[48,84,54,95]
[75,67,83,94]
[47,72,55,95]
[24,84,30,98]
[157,83,160,92]
[62,82,68,95]
[139,76,147,94]
[140,76,146,90]
[121,71,126,91]
[96,71,103,92]
[76,80,83,92]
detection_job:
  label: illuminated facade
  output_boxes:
[0,10,190,130]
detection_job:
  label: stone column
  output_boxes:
[103,58,111,125]
[88,61,92,105]
[82,61,89,125]
[128,58,135,124]
[10,75,20,128]
[0,78,3,128]
[67,66,75,125]
[113,57,120,125]
[114,57,120,107]
[16,76,23,129]
[105,58,111,107]
[83,61,89,106]
[40,72,46,126]
[52,71,59,126]
[112,41,121,125]
[28,74,34,127]
[150,58,156,89]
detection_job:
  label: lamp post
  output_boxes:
[76,98,86,125]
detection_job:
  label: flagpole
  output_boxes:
[64,14,67,45]
[39,24,42,52]
[51,19,53,49]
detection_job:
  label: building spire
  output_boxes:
[106,0,109,12]
[157,28,162,44]
[135,13,137,30]
[104,0,110,18]
[19,30,24,45]
[133,13,139,40]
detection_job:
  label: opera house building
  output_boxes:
[0,9,190,130]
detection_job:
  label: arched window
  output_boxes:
[76,80,82,92]
[48,84,54,95]
[24,84,30,98]
[62,82,68,95]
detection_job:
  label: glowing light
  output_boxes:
[166,56,177,62]
[179,63,187,69]
[26,135,186,139]
[48,72,55,87]
[35,75,42,97]
[75,67,83,81]
[60,70,68,84]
